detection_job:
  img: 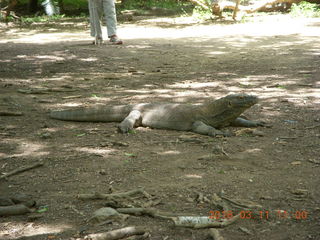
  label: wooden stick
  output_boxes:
[86,226,147,240]
[0,111,23,116]
[305,124,320,129]
[0,204,32,216]
[117,207,173,220]
[172,214,240,228]
[0,162,44,180]
[77,188,146,200]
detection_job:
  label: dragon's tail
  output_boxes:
[50,105,131,122]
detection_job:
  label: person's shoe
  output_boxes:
[109,35,123,45]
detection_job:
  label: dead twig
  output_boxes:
[116,207,173,220]
[221,147,229,157]
[305,124,320,129]
[18,88,76,94]
[0,161,44,180]
[220,196,262,210]
[172,214,240,228]
[0,111,23,116]
[77,188,149,200]
[0,204,32,216]
[85,226,147,240]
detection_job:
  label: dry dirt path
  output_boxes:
[0,15,319,240]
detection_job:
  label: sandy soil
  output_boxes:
[0,14,320,240]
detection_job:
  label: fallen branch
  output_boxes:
[220,196,262,210]
[0,161,44,180]
[78,188,149,200]
[0,204,32,216]
[116,207,173,220]
[17,88,76,94]
[0,111,23,116]
[172,214,240,228]
[305,124,320,129]
[85,226,147,240]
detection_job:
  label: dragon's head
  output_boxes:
[203,93,259,128]
[224,93,258,109]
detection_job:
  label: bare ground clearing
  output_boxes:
[0,14,320,240]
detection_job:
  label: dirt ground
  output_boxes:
[0,13,320,240]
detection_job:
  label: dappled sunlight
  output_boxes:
[75,147,116,156]
[157,150,181,155]
[120,15,320,40]
[167,81,219,89]
[208,51,228,55]
[0,31,91,44]
[0,222,73,239]
[0,16,319,44]
[54,102,85,107]
[0,139,49,158]
[0,15,318,110]
[33,55,65,61]
[245,148,262,153]
[79,57,98,62]
[0,13,319,240]
[184,174,203,179]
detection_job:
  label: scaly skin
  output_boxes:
[50,93,264,136]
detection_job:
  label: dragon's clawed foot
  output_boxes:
[118,121,133,133]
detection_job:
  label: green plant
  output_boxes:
[192,5,212,20]
[290,1,320,18]
[119,0,190,14]
[20,14,65,23]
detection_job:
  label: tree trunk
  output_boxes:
[57,0,64,14]
[28,0,38,13]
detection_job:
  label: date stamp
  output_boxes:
[209,210,309,220]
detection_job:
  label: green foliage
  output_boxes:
[290,1,320,18]
[192,6,212,20]
[121,0,182,9]
[119,0,190,14]
[20,14,65,23]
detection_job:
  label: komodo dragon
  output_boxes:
[50,93,264,136]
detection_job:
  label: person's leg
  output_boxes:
[102,0,117,37]
[89,0,103,44]
[102,0,122,44]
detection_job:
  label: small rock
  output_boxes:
[90,207,127,224]
[239,227,252,235]
[252,129,265,137]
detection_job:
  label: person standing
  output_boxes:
[88,0,123,45]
